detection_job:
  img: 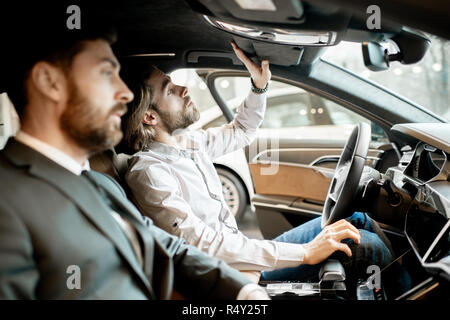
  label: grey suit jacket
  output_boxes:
[0,139,250,299]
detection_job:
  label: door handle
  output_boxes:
[310,156,340,166]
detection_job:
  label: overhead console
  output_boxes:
[187,0,429,70]
[186,0,353,66]
[189,0,352,43]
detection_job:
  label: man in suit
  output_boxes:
[0,6,269,299]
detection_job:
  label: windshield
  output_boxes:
[322,34,450,122]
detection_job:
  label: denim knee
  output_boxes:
[354,229,393,268]
[346,212,371,230]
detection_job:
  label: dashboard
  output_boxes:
[388,123,450,281]
[403,144,448,182]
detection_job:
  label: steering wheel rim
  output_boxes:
[321,123,371,228]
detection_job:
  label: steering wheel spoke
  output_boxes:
[322,123,371,227]
[329,192,338,203]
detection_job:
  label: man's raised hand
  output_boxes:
[231,41,271,89]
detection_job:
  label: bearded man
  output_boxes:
[122,42,395,290]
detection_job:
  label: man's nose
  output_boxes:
[116,78,134,103]
[180,85,188,98]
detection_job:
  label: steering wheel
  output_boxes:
[321,123,371,228]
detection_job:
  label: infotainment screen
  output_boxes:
[405,205,450,264]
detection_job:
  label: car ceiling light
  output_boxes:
[203,15,337,46]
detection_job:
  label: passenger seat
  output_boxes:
[89,149,132,196]
[89,149,188,299]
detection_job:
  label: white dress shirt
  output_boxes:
[125,90,306,274]
[15,131,91,174]
[15,131,267,299]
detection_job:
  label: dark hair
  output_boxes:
[3,3,117,117]
[121,66,159,152]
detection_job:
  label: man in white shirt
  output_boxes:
[123,42,394,286]
[0,5,268,300]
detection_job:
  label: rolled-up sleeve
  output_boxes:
[126,159,305,272]
[189,90,266,161]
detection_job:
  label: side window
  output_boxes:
[169,69,217,113]
[211,76,388,142]
[261,91,312,128]
[170,69,232,132]
[202,77,249,129]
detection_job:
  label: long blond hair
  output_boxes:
[122,68,158,152]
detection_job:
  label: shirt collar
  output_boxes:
[145,136,200,161]
[15,131,90,175]
[146,141,183,160]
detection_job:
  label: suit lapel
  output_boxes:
[84,171,155,283]
[3,140,155,298]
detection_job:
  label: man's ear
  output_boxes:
[142,110,158,126]
[29,61,66,103]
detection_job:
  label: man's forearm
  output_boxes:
[233,90,267,134]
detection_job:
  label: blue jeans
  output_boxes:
[260,212,393,283]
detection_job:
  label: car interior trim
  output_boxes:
[202,15,338,47]
[125,53,176,57]
[252,201,322,217]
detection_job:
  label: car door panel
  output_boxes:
[249,139,384,202]
[249,162,332,201]
[251,193,324,239]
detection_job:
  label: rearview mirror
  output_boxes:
[362,42,389,71]
[362,29,430,72]
[390,29,431,65]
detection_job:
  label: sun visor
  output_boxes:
[186,38,304,67]
[235,38,304,66]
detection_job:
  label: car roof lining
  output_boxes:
[1,0,437,94]
[95,0,402,68]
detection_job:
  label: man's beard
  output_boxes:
[60,80,127,153]
[158,98,200,134]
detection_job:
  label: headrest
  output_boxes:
[89,149,132,194]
